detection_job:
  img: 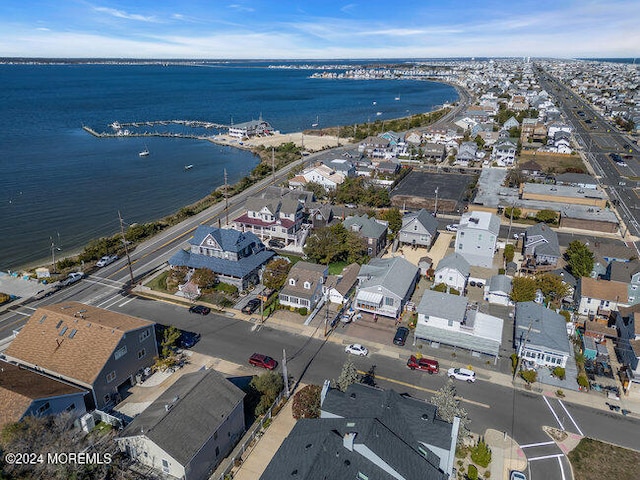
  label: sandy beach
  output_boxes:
[210,132,349,152]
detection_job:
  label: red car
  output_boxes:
[249,353,278,370]
[406,355,439,374]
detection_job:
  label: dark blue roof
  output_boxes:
[169,249,274,279]
[190,225,261,253]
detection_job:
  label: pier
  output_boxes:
[82,119,230,140]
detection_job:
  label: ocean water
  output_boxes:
[0,62,457,270]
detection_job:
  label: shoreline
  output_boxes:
[11,96,460,275]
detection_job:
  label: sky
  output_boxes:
[1,0,638,59]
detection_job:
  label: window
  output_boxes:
[384,297,394,306]
[139,329,150,342]
[114,346,127,360]
[289,278,295,286]
[137,349,146,360]
[161,459,170,473]
[106,371,116,383]
[65,403,76,412]
[303,281,311,289]
[36,402,51,415]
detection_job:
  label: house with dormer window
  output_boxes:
[169,226,274,290]
[342,214,388,257]
[4,302,157,411]
[279,262,328,311]
[234,195,306,247]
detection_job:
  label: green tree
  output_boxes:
[191,268,217,290]
[536,272,569,306]
[304,227,338,264]
[504,243,515,264]
[262,258,292,290]
[474,134,485,149]
[430,379,471,445]
[292,384,321,419]
[470,438,492,468]
[510,276,538,303]
[503,206,522,220]
[535,209,558,224]
[378,208,403,235]
[335,359,359,392]
[250,371,284,416]
[566,241,594,278]
[304,181,328,200]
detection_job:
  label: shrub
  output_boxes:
[556,389,565,398]
[299,307,308,316]
[470,437,492,468]
[520,369,537,384]
[292,385,321,419]
[577,374,589,389]
[552,367,566,380]
[510,353,518,375]
[468,464,478,480]
[432,283,448,293]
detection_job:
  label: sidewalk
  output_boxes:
[485,429,527,480]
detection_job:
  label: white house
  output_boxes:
[455,211,501,268]
[491,139,517,167]
[577,277,630,317]
[434,253,470,292]
[484,274,513,306]
[289,164,346,190]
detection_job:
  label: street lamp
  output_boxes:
[50,235,61,273]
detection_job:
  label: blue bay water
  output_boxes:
[0,62,457,270]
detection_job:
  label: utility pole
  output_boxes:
[434,187,439,216]
[224,169,229,226]
[50,233,61,273]
[118,211,135,286]
[282,348,290,398]
[513,321,534,382]
[271,147,276,184]
[507,200,515,242]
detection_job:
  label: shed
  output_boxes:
[583,335,597,360]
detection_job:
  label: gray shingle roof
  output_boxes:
[343,214,388,240]
[168,248,274,279]
[401,209,439,236]
[358,257,419,299]
[515,302,571,354]
[435,252,471,277]
[525,223,560,258]
[417,289,468,321]
[120,369,244,466]
[488,274,512,294]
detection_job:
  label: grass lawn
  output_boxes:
[145,270,171,292]
[568,437,640,480]
[329,261,349,275]
[520,152,587,174]
[280,253,303,265]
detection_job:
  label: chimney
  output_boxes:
[343,432,356,451]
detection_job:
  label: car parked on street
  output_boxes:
[249,353,278,370]
[179,331,201,349]
[406,356,439,374]
[393,327,409,346]
[446,224,459,232]
[61,272,84,286]
[510,471,527,480]
[96,254,119,267]
[188,305,211,315]
[447,367,476,383]
[242,298,261,314]
[345,344,368,356]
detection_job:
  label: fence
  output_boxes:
[212,389,288,480]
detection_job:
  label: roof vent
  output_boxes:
[422,413,429,420]
[350,393,356,399]
[291,469,298,476]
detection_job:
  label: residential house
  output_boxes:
[577,277,630,317]
[0,361,87,430]
[377,161,400,175]
[547,122,572,139]
[278,261,328,311]
[358,136,393,159]
[414,290,504,357]
[549,268,578,304]
[520,159,544,177]
[326,263,360,305]
[484,274,513,306]
[398,208,439,248]
[522,223,560,272]
[455,211,501,268]
[308,203,334,229]
[434,253,471,292]
[288,164,346,191]
[514,302,572,369]
[520,118,538,143]
[422,143,446,162]
[491,139,517,167]
[478,130,501,147]
[4,302,157,410]
[614,310,640,390]
[228,118,273,138]
[355,256,419,319]
[503,116,520,130]
[261,383,457,480]
[404,130,423,145]
[168,226,274,290]
[325,159,356,178]
[118,369,245,480]
[343,214,388,257]
[455,141,478,166]
[233,195,305,246]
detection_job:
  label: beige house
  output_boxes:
[279,261,328,310]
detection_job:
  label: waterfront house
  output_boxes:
[414,290,504,358]
[0,360,87,430]
[289,164,347,191]
[278,261,328,311]
[455,211,500,268]
[228,118,273,138]
[233,195,307,247]
[358,136,393,158]
[118,369,245,480]
[168,226,274,291]
[4,302,157,411]
[434,253,470,292]
[342,214,388,257]
[514,302,571,369]
[398,208,439,248]
[355,256,419,319]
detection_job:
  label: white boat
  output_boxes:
[311,115,319,128]
[184,164,193,170]
[376,111,382,116]
[395,95,400,101]
[372,101,377,105]
[138,147,149,157]
[110,121,121,130]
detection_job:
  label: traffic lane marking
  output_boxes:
[557,399,584,436]
[356,370,490,409]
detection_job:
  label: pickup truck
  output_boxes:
[96,254,119,267]
[61,272,84,286]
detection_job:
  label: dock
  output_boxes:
[82,119,230,140]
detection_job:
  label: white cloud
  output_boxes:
[93,6,158,23]
[227,4,255,13]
